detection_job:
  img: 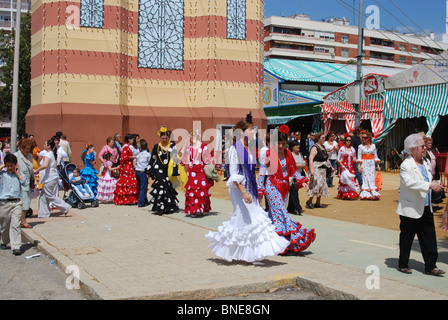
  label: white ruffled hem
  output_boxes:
[205,202,289,262]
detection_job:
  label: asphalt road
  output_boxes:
[0,240,91,300]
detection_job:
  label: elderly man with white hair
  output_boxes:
[396,133,445,276]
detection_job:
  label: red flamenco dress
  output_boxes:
[182,143,214,216]
[113,144,138,205]
[337,146,360,200]
[264,148,316,254]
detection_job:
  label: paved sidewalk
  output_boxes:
[22,193,448,300]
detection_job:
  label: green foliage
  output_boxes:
[0,12,31,134]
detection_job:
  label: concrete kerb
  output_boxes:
[21,230,103,300]
[21,227,358,300]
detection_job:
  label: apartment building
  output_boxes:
[264,14,448,69]
[0,0,29,31]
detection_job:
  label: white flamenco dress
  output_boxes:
[205,143,289,263]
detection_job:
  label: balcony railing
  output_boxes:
[0,1,30,10]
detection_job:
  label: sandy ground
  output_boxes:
[210,172,448,240]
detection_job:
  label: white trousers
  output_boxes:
[0,200,22,250]
[38,179,71,218]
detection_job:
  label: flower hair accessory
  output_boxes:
[279,125,289,134]
[245,111,253,123]
[158,125,168,137]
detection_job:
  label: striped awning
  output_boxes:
[322,93,384,121]
[384,82,448,119]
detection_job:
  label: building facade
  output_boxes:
[26,0,266,163]
[264,14,448,69]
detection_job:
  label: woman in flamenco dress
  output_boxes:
[205,118,290,263]
[80,144,99,196]
[147,126,180,215]
[113,134,138,205]
[181,130,214,217]
[264,125,316,255]
[337,134,360,200]
[357,131,381,200]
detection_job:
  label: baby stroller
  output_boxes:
[61,163,99,209]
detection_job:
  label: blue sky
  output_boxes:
[264,0,448,36]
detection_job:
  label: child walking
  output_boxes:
[0,154,29,256]
[97,153,119,202]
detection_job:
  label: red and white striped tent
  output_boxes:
[321,74,388,138]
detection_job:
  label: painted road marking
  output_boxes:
[350,239,396,250]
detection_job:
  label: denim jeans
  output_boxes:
[135,171,148,207]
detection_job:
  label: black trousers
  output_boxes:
[398,206,438,272]
[287,183,302,213]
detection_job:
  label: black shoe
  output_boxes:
[288,210,298,214]
[1,244,9,250]
[12,249,21,256]
[314,204,326,208]
[297,209,304,215]
[305,202,314,209]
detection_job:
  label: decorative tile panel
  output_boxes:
[80,0,103,28]
[138,0,184,70]
[227,0,246,40]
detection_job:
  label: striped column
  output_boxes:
[27,0,266,164]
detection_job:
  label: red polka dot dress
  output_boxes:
[183,143,213,216]
[113,144,138,205]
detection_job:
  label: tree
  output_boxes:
[0,11,31,135]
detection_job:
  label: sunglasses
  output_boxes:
[346,140,352,142]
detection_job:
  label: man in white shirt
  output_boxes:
[134,139,151,207]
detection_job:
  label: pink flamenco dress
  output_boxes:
[96,160,117,202]
[182,143,214,216]
[337,146,360,200]
[113,144,138,205]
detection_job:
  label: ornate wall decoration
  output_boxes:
[227,0,246,40]
[138,0,185,70]
[80,0,104,28]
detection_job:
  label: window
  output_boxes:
[341,48,350,57]
[399,56,406,64]
[399,44,406,51]
[412,45,418,53]
[272,27,301,35]
[138,0,184,70]
[80,0,103,28]
[227,0,246,40]
[412,58,418,65]
[341,34,349,44]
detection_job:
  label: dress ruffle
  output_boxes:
[184,168,212,215]
[97,171,116,202]
[149,176,179,213]
[205,202,289,262]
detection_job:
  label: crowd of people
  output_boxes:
[0,119,446,277]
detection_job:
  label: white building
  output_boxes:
[0,0,29,31]
[264,14,448,69]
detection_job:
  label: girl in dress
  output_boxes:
[205,119,290,263]
[337,134,359,200]
[265,126,316,255]
[113,134,139,205]
[357,131,381,200]
[80,145,99,196]
[181,130,214,217]
[147,126,179,215]
[97,153,119,202]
